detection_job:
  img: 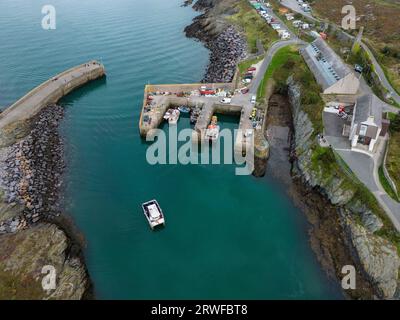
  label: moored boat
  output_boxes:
[178,106,190,113]
[205,115,220,141]
[163,108,173,121]
[168,109,180,125]
[142,200,165,229]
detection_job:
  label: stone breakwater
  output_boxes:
[202,26,247,83]
[0,105,64,234]
[184,0,247,83]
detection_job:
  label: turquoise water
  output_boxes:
[0,0,342,299]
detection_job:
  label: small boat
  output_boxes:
[190,115,197,125]
[168,109,180,125]
[205,116,220,141]
[142,200,165,230]
[205,124,220,141]
[178,106,190,113]
[163,108,173,121]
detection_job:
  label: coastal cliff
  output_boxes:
[287,77,400,299]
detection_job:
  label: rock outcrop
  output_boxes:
[0,223,88,300]
[287,77,400,299]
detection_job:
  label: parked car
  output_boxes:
[292,20,303,28]
[271,23,281,30]
[280,31,291,40]
[221,98,232,104]
[285,14,294,21]
[247,67,256,72]
[354,64,363,73]
[241,87,249,94]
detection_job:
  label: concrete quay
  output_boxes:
[139,83,256,153]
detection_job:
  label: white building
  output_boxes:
[349,94,390,152]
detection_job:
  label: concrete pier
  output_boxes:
[0,61,106,147]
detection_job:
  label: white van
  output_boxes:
[251,95,256,104]
[221,97,232,104]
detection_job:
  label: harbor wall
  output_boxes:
[0,61,106,147]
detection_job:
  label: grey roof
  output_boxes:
[301,38,351,90]
[354,94,383,127]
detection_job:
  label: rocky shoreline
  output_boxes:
[0,105,64,233]
[0,105,92,299]
[184,0,247,83]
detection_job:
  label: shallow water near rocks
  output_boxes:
[0,0,343,299]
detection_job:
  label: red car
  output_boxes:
[241,87,249,94]
[247,67,256,72]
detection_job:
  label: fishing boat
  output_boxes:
[163,108,173,121]
[142,200,165,229]
[190,107,201,125]
[168,109,180,125]
[205,115,220,142]
[178,106,190,113]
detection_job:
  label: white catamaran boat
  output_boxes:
[142,200,165,229]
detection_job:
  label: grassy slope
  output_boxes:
[387,132,400,193]
[378,165,399,202]
[228,0,279,53]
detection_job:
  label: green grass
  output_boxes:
[348,45,389,101]
[387,130,400,195]
[229,0,279,53]
[256,45,301,100]
[256,45,324,133]
[362,40,400,98]
[378,166,399,202]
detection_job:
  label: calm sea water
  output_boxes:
[0,0,342,299]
